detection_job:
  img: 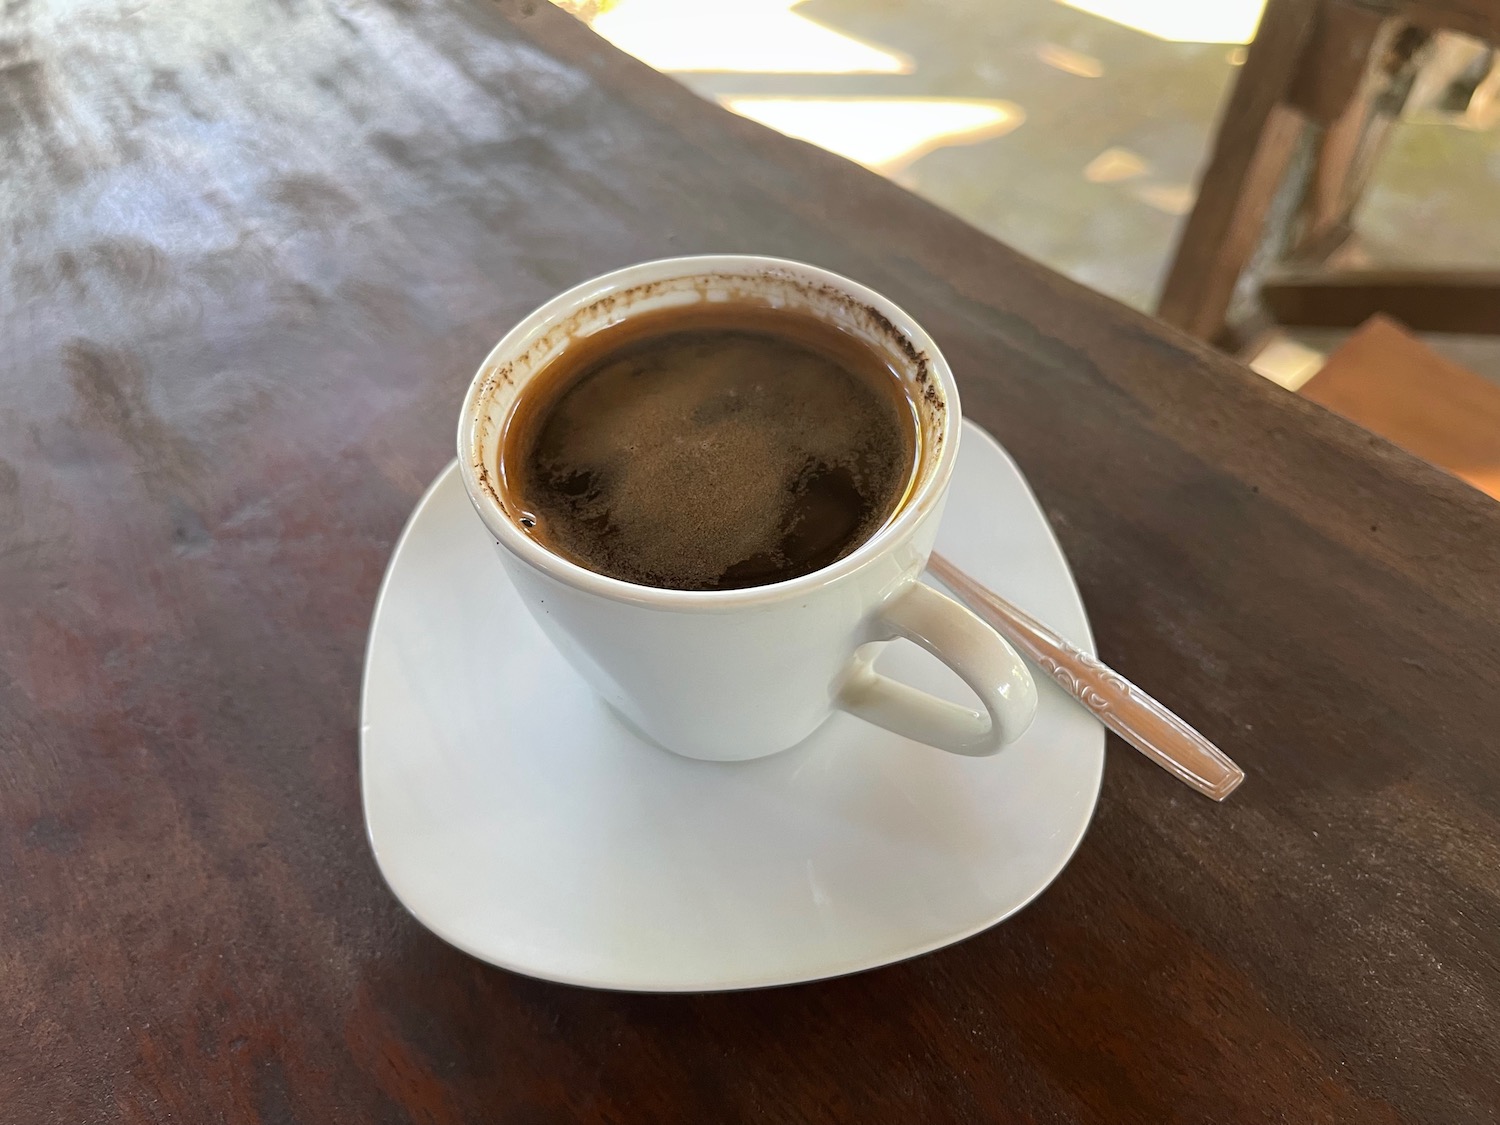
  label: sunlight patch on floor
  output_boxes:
[1250,337,1325,390]
[1034,42,1104,78]
[1056,0,1264,44]
[590,0,912,74]
[1131,182,1195,214]
[722,97,1024,174]
[1084,147,1148,182]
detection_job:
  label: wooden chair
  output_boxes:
[1301,314,1500,498]
[1157,0,1500,349]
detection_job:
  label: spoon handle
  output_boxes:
[927,553,1245,801]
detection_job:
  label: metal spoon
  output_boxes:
[927,552,1245,801]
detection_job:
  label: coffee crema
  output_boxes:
[497,303,921,591]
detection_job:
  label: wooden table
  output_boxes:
[3,2,1497,1120]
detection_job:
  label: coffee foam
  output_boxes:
[520,327,910,589]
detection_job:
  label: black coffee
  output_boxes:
[498,303,920,591]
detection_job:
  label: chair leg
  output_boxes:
[1290,21,1428,260]
[1156,0,1318,341]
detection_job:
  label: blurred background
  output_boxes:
[553,0,1500,406]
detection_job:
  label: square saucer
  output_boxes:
[361,420,1103,990]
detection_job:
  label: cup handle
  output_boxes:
[835,580,1038,756]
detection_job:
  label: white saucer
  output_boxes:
[361,420,1104,991]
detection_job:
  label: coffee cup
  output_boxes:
[458,255,1036,761]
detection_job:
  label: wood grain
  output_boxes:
[2,1,1499,1122]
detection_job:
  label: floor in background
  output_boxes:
[567,0,1500,382]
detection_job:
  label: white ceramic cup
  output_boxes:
[458,255,1037,761]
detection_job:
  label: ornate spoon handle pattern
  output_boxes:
[927,553,1245,801]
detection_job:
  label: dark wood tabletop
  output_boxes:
[3,1,1498,1121]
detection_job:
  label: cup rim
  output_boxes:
[457,255,960,610]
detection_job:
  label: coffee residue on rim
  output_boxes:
[498,302,921,590]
